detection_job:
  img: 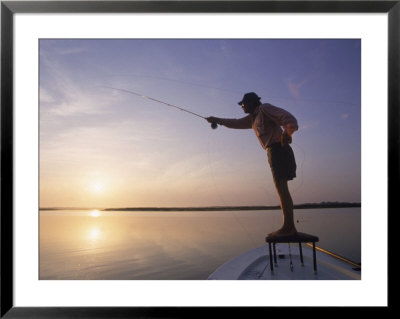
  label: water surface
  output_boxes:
[40,208,361,280]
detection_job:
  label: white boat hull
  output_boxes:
[208,244,361,280]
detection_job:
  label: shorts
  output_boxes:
[267,142,297,181]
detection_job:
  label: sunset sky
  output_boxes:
[39,39,361,208]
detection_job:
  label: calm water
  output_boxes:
[39,208,361,280]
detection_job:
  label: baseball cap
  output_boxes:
[238,92,261,106]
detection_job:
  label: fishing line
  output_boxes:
[99,73,240,96]
[97,74,359,107]
[206,137,259,248]
[206,140,226,207]
[292,141,306,193]
[205,139,306,247]
[99,84,307,244]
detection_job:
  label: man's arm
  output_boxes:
[206,115,252,129]
[262,104,298,130]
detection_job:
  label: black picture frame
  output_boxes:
[1,1,396,317]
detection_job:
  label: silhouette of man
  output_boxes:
[206,92,298,237]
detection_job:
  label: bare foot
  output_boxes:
[267,227,298,238]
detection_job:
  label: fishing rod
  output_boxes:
[101,86,218,129]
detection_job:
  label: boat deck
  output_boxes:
[208,244,361,280]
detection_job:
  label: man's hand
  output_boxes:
[281,123,297,146]
[284,123,297,136]
[206,116,220,125]
[280,131,292,146]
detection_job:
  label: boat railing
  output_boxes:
[306,243,361,270]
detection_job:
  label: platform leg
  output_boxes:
[299,242,304,266]
[273,243,277,266]
[268,243,274,272]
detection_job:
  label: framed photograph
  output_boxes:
[1,0,396,317]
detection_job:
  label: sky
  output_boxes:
[39,39,361,208]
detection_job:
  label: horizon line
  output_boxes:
[39,201,361,211]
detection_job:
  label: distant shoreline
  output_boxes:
[40,202,361,211]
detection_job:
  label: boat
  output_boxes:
[208,234,361,280]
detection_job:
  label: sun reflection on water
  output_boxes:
[88,228,101,241]
[90,210,101,218]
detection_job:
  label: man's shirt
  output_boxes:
[219,103,298,149]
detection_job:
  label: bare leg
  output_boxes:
[268,179,297,237]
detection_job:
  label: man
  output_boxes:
[206,92,298,237]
